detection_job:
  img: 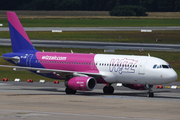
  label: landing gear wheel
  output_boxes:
[65,88,77,94]
[103,86,109,94]
[147,92,154,97]
[146,84,154,97]
[103,85,114,94]
[109,86,114,94]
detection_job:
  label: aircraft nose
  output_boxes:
[168,70,178,82]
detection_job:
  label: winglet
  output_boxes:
[7,12,37,52]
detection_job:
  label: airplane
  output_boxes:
[0,12,178,97]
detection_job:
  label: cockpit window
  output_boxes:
[157,65,162,69]
[162,65,169,68]
[153,65,157,69]
[168,65,172,68]
[153,64,171,69]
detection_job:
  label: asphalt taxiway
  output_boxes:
[0,81,180,120]
[1,26,180,31]
[1,39,180,51]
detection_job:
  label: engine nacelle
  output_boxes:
[65,77,96,91]
[123,84,153,90]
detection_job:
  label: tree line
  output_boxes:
[0,0,180,16]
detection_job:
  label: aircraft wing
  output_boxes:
[0,65,101,77]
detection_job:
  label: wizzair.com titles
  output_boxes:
[42,55,67,60]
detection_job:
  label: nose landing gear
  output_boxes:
[146,85,154,97]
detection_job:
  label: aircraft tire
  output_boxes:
[147,92,154,97]
[103,86,114,94]
[103,86,109,94]
[109,86,114,94]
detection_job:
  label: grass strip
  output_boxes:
[0,19,180,27]
[1,31,180,44]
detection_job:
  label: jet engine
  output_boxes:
[65,76,96,91]
[123,84,153,90]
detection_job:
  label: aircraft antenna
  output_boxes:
[138,48,143,56]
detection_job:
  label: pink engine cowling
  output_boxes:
[123,84,148,90]
[66,77,96,91]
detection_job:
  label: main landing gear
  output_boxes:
[103,84,114,94]
[146,85,154,97]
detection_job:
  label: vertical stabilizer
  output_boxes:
[7,12,37,52]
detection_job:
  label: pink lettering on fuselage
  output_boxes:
[109,58,138,74]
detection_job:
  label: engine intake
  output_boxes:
[65,76,96,91]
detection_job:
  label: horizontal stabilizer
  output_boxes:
[0,56,20,64]
[0,56,19,60]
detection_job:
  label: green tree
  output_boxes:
[175,0,180,11]
[57,0,82,10]
[110,5,147,16]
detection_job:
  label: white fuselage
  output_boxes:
[94,54,177,85]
